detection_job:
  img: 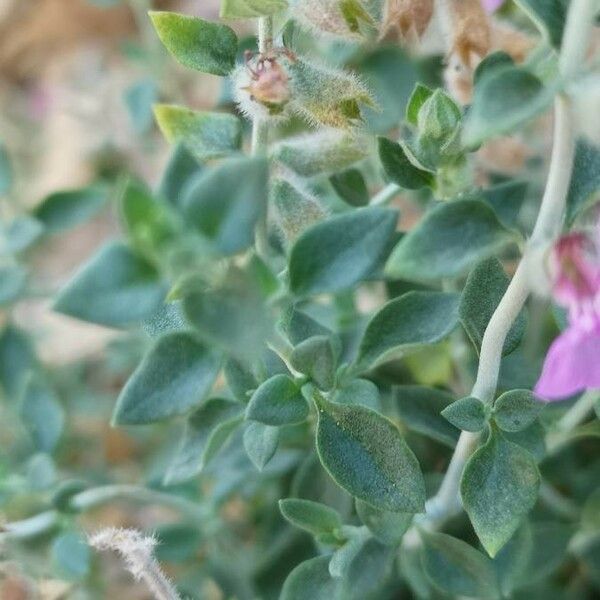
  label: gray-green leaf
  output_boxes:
[246,374,308,425]
[442,396,488,432]
[493,389,542,432]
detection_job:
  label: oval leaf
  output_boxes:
[246,374,308,426]
[314,392,426,513]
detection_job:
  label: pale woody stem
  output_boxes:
[422,0,598,527]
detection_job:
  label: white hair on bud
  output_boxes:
[89,528,181,600]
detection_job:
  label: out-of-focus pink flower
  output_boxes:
[483,0,505,12]
[535,231,600,401]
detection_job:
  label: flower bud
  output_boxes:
[233,49,292,120]
[417,89,462,143]
[380,0,434,43]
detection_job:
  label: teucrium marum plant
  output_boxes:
[2,0,600,598]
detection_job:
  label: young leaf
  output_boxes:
[385,200,517,282]
[459,257,527,356]
[420,530,500,599]
[406,83,433,126]
[272,130,370,177]
[34,184,109,234]
[330,169,369,207]
[157,143,202,210]
[289,206,398,296]
[493,389,542,432]
[150,12,237,76]
[243,422,279,470]
[461,427,540,557]
[394,386,460,448]
[20,374,64,453]
[113,332,221,425]
[290,336,338,391]
[355,499,412,546]
[279,498,343,537]
[182,156,268,255]
[154,105,242,162]
[442,396,488,432]
[164,398,243,484]
[378,138,434,190]
[54,242,167,328]
[463,66,554,147]
[281,556,343,600]
[246,374,308,426]
[314,392,426,513]
[357,291,459,369]
[331,378,381,411]
[221,0,288,18]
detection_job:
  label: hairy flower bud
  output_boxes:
[233,49,293,120]
[380,0,434,43]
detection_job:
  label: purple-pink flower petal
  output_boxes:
[482,0,505,12]
[535,326,600,401]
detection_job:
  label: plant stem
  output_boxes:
[253,16,274,257]
[370,182,400,206]
[413,0,597,533]
[0,485,207,542]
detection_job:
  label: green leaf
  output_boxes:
[463,66,554,147]
[119,180,178,258]
[125,79,158,134]
[515,0,567,48]
[54,242,167,328]
[314,391,426,513]
[157,143,201,210]
[281,556,343,600]
[113,332,221,425]
[493,389,542,432]
[154,104,242,161]
[473,51,515,87]
[394,386,460,448]
[271,177,327,244]
[566,139,600,225]
[279,498,343,537]
[520,522,573,584]
[0,265,28,307]
[51,531,91,581]
[420,530,500,599]
[442,396,488,432]
[243,422,279,470]
[480,180,528,230]
[461,427,540,557]
[182,268,272,364]
[164,398,243,483]
[290,336,338,391]
[0,325,37,398]
[406,83,433,126]
[289,207,398,296]
[331,378,381,411]
[246,374,308,426]
[150,12,237,75]
[385,200,517,282]
[183,156,268,255]
[378,138,434,190]
[417,89,462,144]
[355,499,412,546]
[272,130,370,177]
[330,168,369,207]
[34,184,109,234]
[224,358,257,403]
[19,374,64,453]
[357,291,459,369]
[492,523,532,597]
[220,0,287,18]
[459,258,527,356]
[0,216,44,255]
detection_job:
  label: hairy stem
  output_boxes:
[416,0,597,531]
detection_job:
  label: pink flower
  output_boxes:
[535,232,600,401]
[482,0,505,12]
